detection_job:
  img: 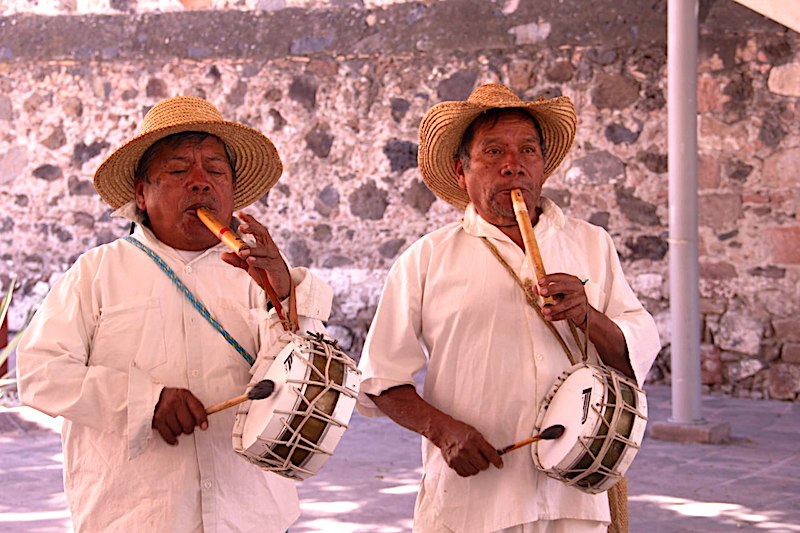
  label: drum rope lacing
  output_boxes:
[547,367,645,492]
[234,331,360,479]
[480,237,588,366]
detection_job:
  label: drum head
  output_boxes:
[240,343,298,451]
[233,333,361,480]
[534,365,605,470]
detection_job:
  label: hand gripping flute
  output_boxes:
[196,207,292,327]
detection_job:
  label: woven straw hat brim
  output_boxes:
[93,99,281,210]
[418,87,577,211]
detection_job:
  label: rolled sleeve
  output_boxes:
[127,363,164,459]
[614,312,661,387]
[357,251,428,418]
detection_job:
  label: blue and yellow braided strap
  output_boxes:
[124,236,255,367]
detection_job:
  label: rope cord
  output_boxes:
[124,236,256,366]
[480,237,588,366]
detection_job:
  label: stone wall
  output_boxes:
[1,0,799,400]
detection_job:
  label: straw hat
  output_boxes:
[418,83,577,210]
[93,96,282,210]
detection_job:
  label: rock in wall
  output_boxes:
[1,0,799,399]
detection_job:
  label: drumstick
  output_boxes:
[496,424,565,456]
[510,189,554,306]
[205,379,275,415]
[196,207,250,254]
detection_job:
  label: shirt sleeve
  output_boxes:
[596,231,661,386]
[16,257,133,435]
[255,266,333,367]
[356,245,428,418]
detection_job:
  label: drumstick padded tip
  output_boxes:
[205,379,275,415]
[497,424,565,456]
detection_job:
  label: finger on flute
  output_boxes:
[510,189,554,306]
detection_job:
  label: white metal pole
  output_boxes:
[668,0,703,423]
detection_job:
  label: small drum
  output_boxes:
[232,331,360,480]
[533,363,647,494]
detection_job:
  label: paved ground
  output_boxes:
[1,384,799,533]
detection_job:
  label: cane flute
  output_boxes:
[196,207,289,327]
[196,207,250,254]
[510,189,555,306]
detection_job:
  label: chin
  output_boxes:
[487,201,515,220]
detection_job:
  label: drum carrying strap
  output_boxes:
[480,237,587,365]
[124,236,256,366]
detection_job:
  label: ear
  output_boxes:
[134,180,147,211]
[454,157,467,190]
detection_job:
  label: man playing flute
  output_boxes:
[17,96,332,532]
[356,83,661,532]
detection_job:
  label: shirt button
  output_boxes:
[191,370,199,377]
[536,353,543,361]
[185,266,193,274]
[203,480,212,490]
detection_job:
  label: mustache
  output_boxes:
[183,196,218,213]
[490,184,531,196]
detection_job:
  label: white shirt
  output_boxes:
[357,198,661,533]
[17,212,333,533]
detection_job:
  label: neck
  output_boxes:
[496,207,541,251]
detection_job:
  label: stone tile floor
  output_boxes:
[1,385,799,532]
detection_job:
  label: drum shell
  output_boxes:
[232,332,360,480]
[533,363,647,494]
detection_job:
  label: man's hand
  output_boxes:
[428,417,504,477]
[152,388,208,445]
[537,273,589,327]
[221,212,291,301]
[538,272,636,379]
[368,385,503,477]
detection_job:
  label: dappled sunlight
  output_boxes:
[380,483,419,495]
[0,510,70,522]
[630,494,800,531]
[14,462,63,472]
[4,406,63,434]
[301,501,361,513]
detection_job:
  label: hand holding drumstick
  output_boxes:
[497,424,565,456]
[205,379,275,415]
[152,380,276,445]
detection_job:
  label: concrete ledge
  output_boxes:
[649,420,732,444]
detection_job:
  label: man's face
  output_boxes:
[135,136,235,251]
[454,112,546,227]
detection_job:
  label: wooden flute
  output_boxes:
[196,207,250,254]
[510,189,554,306]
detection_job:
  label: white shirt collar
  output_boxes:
[111,200,228,261]
[460,195,566,239]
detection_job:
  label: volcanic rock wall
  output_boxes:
[1,0,799,399]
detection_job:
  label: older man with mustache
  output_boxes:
[17,96,332,532]
[357,84,661,533]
